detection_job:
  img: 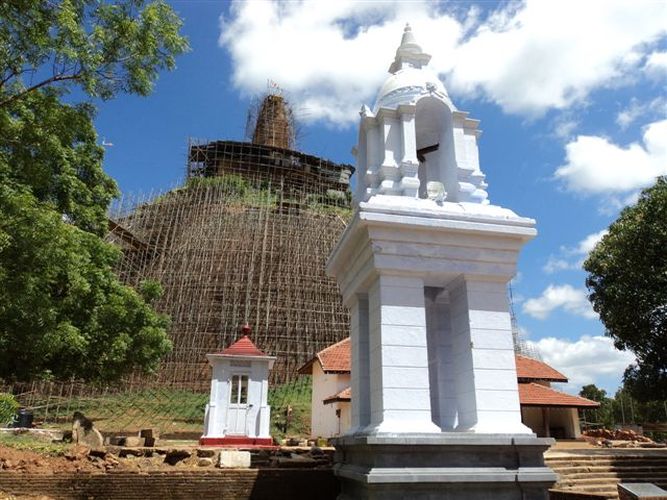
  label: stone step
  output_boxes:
[547,458,667,466]
[548,461,667,470]
[547,451,667,499]
[553,470,667,478]
[555,481,667,499]
[559,477,667,486]
[551,467,667,477]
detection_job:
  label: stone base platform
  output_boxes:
[199,436,276,449]
[333,433,557,500]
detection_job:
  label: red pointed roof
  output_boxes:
[518,382,599,408]
[515,354,568,382]
[219,335,267,357]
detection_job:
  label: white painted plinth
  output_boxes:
[327,198,536,436]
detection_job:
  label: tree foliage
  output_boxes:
[0,0,187,107]
[0,0,188,382]
[584,177,667,401]
[579,383,667,432]
[579,384,614,428]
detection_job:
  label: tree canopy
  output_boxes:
[0,0,188,382]
[584,177,667,401]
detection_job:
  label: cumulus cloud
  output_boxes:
[555,119,667,195]
[219,0,667,125]
[542,229,608,274]
[542,257,576,274]
[523,284,597,320]
[576,229,608,255]
[616,97,667,129]
[645,50,667,77]
[528,335,635,392]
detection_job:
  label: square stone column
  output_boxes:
[349,294,370,433]
[367,274,440,434]
[448,277,529,434]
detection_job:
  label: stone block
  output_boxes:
[196,448,216,458]
[140,429,159,447]
[618,483,667,500]
[380,345,428,367]
[380,305,426,327]
[381,366,429,388]
[124,436,145,447]
[164,449,191,465]
[108,436,126,446]
[472,369,517,391]
[218,450,251,469]
[380,325,428,346]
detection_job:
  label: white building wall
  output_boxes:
[310,362,350,439]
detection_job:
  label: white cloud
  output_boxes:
[528,335,635,393]
[576,229,608,255]
[523,284,597,320]
[645,50,667,77]
[220,0,667,125]
[543,257,575,274]
[542,229,608,274]
[552,117,578,140]
[616,97,667,129]
[555,119,667,195]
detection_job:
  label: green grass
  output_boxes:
[0,433,70,456]
[26,379,313,439]
[269,377,312,440]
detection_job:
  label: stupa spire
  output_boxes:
[251,92,293,150]
[388,23,431,74]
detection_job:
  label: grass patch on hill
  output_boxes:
[23,379,313,440]
[0,432,69,456]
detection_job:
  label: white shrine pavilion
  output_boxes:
[200,325,276,447]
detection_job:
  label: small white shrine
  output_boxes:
[200,325,276,447]
[327,25,557,499]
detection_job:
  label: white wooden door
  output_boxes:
[227,374,249,435]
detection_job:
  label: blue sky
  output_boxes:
[92,0,667,395]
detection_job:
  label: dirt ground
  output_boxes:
[0,442,217,499]
[0,442,222,475]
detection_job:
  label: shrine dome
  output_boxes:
[373,25,455,112]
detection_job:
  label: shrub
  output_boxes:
[0,393,19,426]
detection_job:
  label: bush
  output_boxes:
[0,393,19,426]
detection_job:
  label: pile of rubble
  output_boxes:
[583,428,666,448]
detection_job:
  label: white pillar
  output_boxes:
[367,275,440,434]
[377,112,401,195]
[365,124,380,195]
[349,294,370,433]
[398,106,419,197]
[448,277,530,434]
[425,288,458,431]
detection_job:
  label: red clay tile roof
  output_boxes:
[518,382,599,408]
[300,338,569,383]
[297,337,351,374]
[324,383,600,408]
[219,335,267,357]
[515,354,568,382]
[323,386,351,405]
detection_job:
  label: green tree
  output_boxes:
[0,0,188,382]
[579,384,614,428]
[584,177,667,401]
